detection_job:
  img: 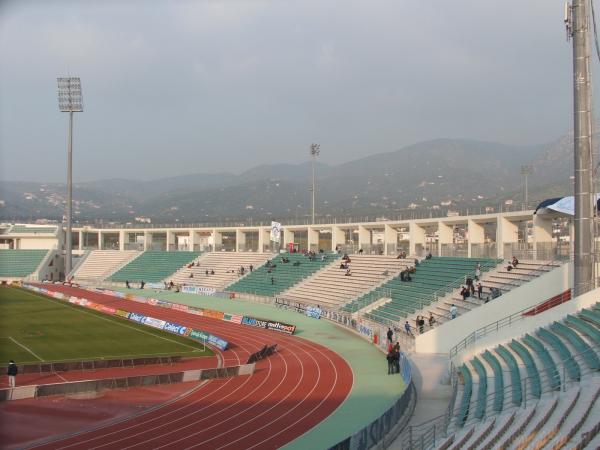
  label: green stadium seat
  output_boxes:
[457,364,473,427]
[481,350,504,413]
[537,328,581,381]
[108,251,201,283]
[227,253,333,297]
[0,249,48,277]
[496,345,522,406]
[470,356,487,419]
[522,333,560,391]
[509,339,541,399]
[550,321,600,370]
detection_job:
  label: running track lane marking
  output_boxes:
[22,347,226,449]
[27,285,350,450]
[8,336,44,361]
[81,324,277,449]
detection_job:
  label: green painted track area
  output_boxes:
[119,288,407,449]
[0,288,212,364]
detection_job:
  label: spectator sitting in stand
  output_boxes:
[512,256,519,267]
[428,313,436,328]
[210,270,215,275]
[345,268,352,276]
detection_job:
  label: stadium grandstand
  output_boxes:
[2,203,599,448]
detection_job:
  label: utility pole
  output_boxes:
[310,143,320,224]
[567,0,595,294]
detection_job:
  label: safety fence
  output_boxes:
[0,363,255,402]
[1,355,186,375]
[328,352,415,450]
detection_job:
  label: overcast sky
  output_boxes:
[0,0,591,182]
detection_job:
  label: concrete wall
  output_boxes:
[17,238,58,250]
[453,284,600,364]
[414,263,573,354]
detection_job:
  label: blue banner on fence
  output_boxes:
[163,321,188,335]
[306,306,322,319]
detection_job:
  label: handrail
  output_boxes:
[449,258,570,358]
[402,338,600,449]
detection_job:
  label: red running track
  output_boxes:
[25,285,353,450]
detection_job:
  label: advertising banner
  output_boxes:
[181,285,216,296]
[146,282,164,290]
[241,316,268,329]
[172,303,189,312]
[270,221,282,242]
[203,309,225,320]
[223,314,243,324]
[100,305,116,315]
[306,306,322,319]
[114,309,130,319]
[128,312,147,323]
[266,320,296,335]
[207,334,229,350]
[143,317,167,329]
[163,322,188,335]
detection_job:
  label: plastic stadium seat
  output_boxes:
[0,249,48,277]
[522,333,560,391]
[550,321,600,371]
[509,339,541,399]
[495,345,522,406]
[109,251,201,283]
[470,356,488,419]
[481,350,504,413]
[537,328,581,381]
[457,364,473,427]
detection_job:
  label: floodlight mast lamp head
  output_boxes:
[310,143,320,157]
[57,77,83,112]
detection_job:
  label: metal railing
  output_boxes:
[448,263,589,359]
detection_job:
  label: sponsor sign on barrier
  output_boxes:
[146,282,165,290]
[172,303,189,312]
[266,321,296,335]
[163,322,188,335]
[181,285,217,296]
[207,334,228,350]
[189,329,209,341]
[203,309,225,320]
[143,317,167,330]
[306,306,322,319]
[100,305,116,315]
[115,310,130,319]
[223,314,243,324]
[242,316,268,329]
[128,312,146,323]
[358,323,374,339]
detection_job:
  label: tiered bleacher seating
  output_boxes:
[108,251,200,283]
[170,252,271,289]
[436,304,600,449]
[341,257,499,324]
[0,249,48,278]
[430,259,563,323]
[226,252,333,297]
[71,250,140,282]
[280,255,412,309]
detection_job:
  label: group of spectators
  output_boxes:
[385,328,402,375]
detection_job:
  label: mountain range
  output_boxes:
[0,134,580,225]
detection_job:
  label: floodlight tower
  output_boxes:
[566,0,595,294]
[520,165,533,209]
[310,143,320,224]
[57,77,83,279]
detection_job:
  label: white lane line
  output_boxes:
[8,336,44,361]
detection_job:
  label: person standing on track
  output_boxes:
[7,360,17,388]
[387,327,394,344]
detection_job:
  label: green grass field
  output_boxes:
[0,287,212,364]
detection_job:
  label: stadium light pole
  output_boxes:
[310,143,320,224]
[57,77,83,279]
[567,0,595,295]
[520,165,533,209]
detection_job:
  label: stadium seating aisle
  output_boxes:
[280,255,412,309]
[169,252,271,289]
[434,304,600,449]
[0,249,49,278]
[342,257,499,323]
[108,251,201,283]
[71,250,140,282]
[226,252,335,297]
